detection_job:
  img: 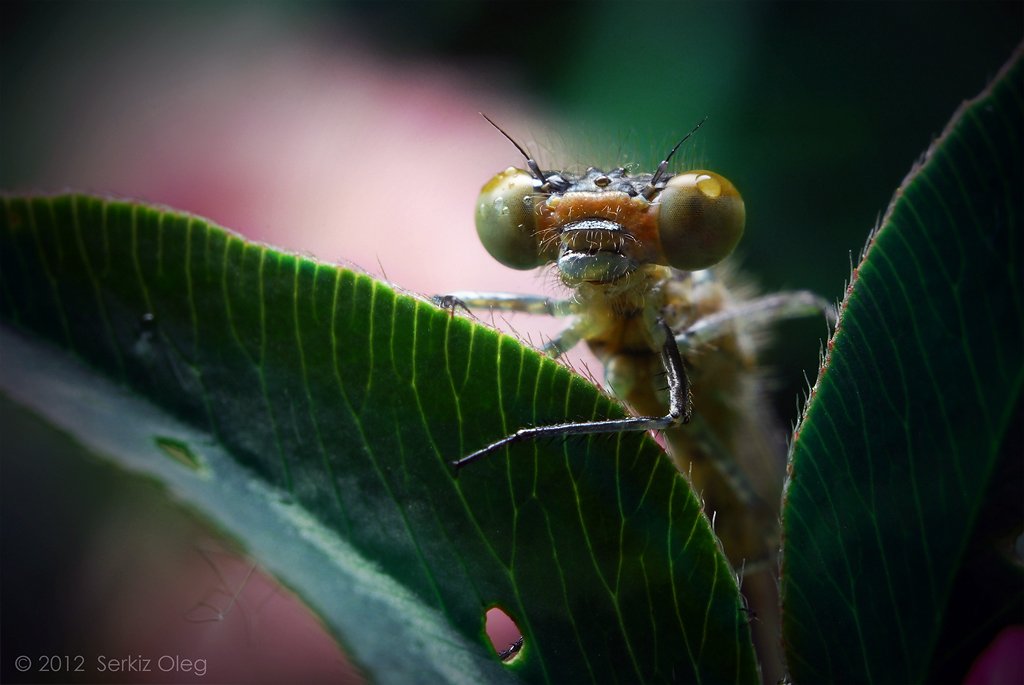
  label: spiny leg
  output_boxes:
[433,291,576,317]
[675,290,835,351]
[451,319,691,471]
[434,291,584,359]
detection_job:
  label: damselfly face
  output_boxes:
[476,159,745,286]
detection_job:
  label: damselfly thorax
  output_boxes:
[437,117,833,569]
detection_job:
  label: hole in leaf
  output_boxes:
[485,605,524,662]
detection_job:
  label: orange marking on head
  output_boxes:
[535,192,667,264]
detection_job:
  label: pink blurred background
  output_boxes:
[4,6,559,683]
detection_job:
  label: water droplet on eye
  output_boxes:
[492,197,510,216]
[695,174,722,198]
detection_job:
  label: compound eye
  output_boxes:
[475,167,546,270]
[656,171,745,271]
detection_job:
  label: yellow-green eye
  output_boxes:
[475,167,545,270]
[656,171,745,271]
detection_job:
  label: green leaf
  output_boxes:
[0,195,757,683]
[782,49,1024,683]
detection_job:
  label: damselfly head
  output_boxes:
[475,117,746,285]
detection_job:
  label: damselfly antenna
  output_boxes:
[480,113,547,184]
[641,116,709,199]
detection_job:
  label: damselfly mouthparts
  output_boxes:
[438,116,833,571]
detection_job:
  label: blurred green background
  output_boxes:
[2,1,1020,682]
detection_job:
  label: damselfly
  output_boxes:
[438,116,833,570]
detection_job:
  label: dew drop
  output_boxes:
[695,174,722,198]
[492,197,510,216]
